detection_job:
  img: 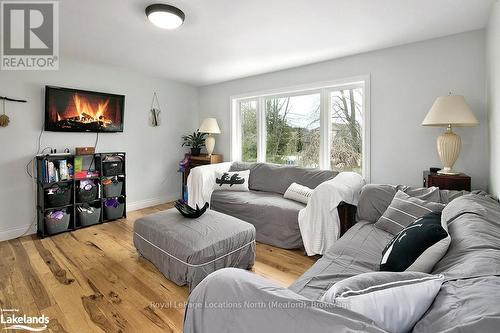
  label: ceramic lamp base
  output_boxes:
[205,135,215,156]
[436,125,461,175]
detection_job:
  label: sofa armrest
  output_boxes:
[187,162,232,208]
[184,268,385,333]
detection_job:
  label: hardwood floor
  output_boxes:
[0,204,316,333]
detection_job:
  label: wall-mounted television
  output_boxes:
[45,86,125,132]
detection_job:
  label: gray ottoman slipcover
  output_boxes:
[133,209,256,290]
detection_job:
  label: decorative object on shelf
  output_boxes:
[178,153,190,173]
[75,147,96,155]
[422,94,479,175]
[182,130,207,156]
[0,95,27,128]
[199,118,221,156]
[174,200,209,218]
[146,4,185,30]
[150,91,162,127]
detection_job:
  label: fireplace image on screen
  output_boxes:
[45,86,125,132]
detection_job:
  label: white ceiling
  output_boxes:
[60,0,494,86]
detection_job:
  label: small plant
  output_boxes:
[182,130,207,155]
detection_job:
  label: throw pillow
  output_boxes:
[380,211,451,273]
[283,182,313,204]
[320,271,444,333]
[375,190,445,235]
[213,170,250,191]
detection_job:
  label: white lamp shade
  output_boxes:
[199,118,221,134]
[422,95,479,127]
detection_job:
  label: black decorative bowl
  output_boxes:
[175,200,208,218]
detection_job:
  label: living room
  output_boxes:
[0,0,499,332]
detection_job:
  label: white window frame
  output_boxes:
[230,75,371,182]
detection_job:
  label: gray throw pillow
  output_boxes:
[320,271,444,333]
[375,190,445,235]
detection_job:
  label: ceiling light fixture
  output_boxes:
[146,4,185,30]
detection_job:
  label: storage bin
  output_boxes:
[102,157,124,176]
[76,180,98,203]
[104,197,125,220]
[77,205,101,227]
[45,184,72,208]
[45,210,70,235]
[103,177,123,198]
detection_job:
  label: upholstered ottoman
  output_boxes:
[133,208,256,290]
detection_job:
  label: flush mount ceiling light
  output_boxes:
[146,4,185,30]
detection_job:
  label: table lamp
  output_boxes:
[422,95,479,175]
[199,118,221,156]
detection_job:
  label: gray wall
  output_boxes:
[487,2,500,197]
[198,30,487,190]
[0,59,198,240]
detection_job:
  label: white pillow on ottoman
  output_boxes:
[284,182,313,204]
[320,271,444,333]
[213,170,250,191]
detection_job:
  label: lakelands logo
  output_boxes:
[1,309,49,331]
[1,0,59,70]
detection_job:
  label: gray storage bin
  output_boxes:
[45,211,70,235]
[78,207,101,227]
[104,198,125,220]
[103,180,123,198]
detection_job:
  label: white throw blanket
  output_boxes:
[187,162,232,208]
[298,172,365,256]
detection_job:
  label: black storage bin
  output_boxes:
[103,177,123,197]
[104,197,125,220]
[102,157,124,176]
[76,180,99,203]
[45,209,71,235]
[45,184,72,208]
[77,205,101,227]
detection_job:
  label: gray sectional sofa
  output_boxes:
[210,162,338,249]
[184,184,500,333]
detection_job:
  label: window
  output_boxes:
[265,93,320,167]
[231,77,370,179]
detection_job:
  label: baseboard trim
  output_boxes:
[0,194,180,242]
[126,193,179,212]
[0,224,37,242]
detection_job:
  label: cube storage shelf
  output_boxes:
[36,152,127,238]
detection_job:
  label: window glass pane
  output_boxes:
[265,93,320,167]
[240,100,258,162]
[330,88,363,173]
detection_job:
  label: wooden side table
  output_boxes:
[423,171,471,191]
[182,154,223,201]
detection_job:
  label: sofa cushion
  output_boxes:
[431,194,500,279]
[320,271,444,333]
[230,162,337,194]
[289,221,394,300]
[356,184,468,223]
[374,190,445,235]
[211,190,305,249]
[213,170,250,191]
[380,212,450,273]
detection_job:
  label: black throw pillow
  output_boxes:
[380,211,449,272]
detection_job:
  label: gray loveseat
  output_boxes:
[210,162,338,249]
[184,184,500,333]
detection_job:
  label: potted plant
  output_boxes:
[182,130,207,156]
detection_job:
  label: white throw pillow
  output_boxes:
[284,182,313,204]
[320,271,444,333]
[213,170,250,191]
